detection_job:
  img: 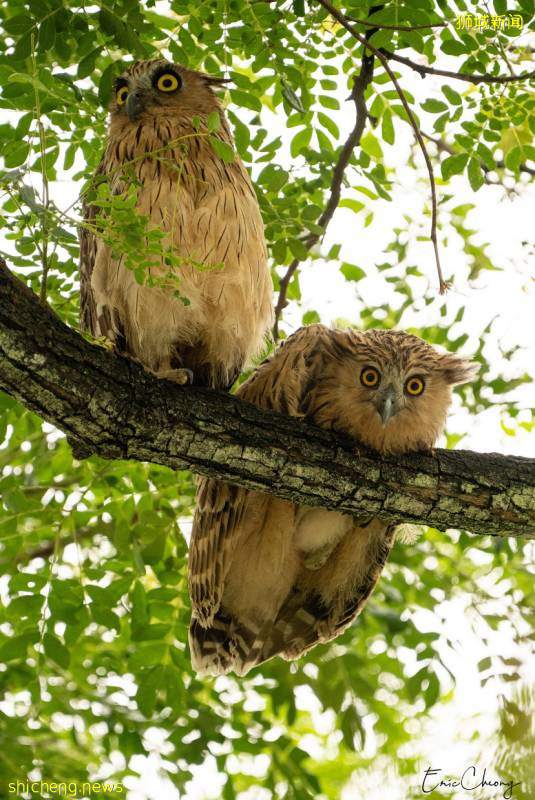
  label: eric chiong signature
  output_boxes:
[421,766,521,799]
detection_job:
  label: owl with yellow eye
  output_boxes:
[80,59,272,390]
[188,324,477,676]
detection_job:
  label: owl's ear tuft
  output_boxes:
[439,355,479,385]
[200,72,232,88]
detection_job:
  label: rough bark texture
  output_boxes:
[0,259,534,539]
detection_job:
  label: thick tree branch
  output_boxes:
[0,259,534,539]
[272,52,374,340]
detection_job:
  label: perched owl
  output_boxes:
[80,60,272,389]
[188,324,476,675]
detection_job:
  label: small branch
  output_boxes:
[379,47,535,85]
[347,15,447,31]
[272,47,374,339]
[0,258,534,539]
[31,34,50,305]
[423,131,535,178]
[317,0,447,293]
[15,526,94,565]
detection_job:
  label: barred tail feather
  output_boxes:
[189,525,396,676]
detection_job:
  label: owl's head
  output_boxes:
[110,59,229,124]
[310,327,477,454]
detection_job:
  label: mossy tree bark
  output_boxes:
[1,259,534,539]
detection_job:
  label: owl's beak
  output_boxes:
[126,91,145,121]
[377,387,399,425]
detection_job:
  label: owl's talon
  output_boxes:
[156,367,194,386]
[303,544,334,571]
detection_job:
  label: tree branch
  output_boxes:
[423,131,535,178]
[316,0,448,293]
[272,49,374,340]
[347,15,447,32]
[1,259,534,539]
[380,47,535,85]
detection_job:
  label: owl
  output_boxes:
[188,324,476,675]
[80,59,273,389]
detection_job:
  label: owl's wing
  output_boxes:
[188,480,252,627]
[188,325,329,671]
[79,159,106,336]
[259,522,397,667]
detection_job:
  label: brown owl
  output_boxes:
[188,324,476,675]
[80,60,273,389]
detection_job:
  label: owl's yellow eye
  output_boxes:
[157,73,180,92]
[360,367,380,388]
[405,376,425,396]
[116,86,129,106]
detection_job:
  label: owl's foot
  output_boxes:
[153,367,194,386]
[303,543,335,571]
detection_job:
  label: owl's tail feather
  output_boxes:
[189,527,396,676]
[189,610,278,677]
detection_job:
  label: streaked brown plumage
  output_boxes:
[80,59,272,389]
[188,324,476,675]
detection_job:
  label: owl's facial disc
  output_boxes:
[359,365,427,426]
[115,64,183,121]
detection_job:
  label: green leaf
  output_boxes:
[230,88,262,113]
[98,63,116,107]
[281,80,305,113]
[208,135,235,163]
[271,239,287,263]
[440,39,465,56]
[206,111,220,133]
[476,143,494,170]
[441,85,462,106]
[43,633,70,669]
[136,665,164,717]
[318,94,340,111]
[78,48,101,80]
[339,199,365,214]
[360,132,383,160]
[441,152,469,180]
[258,164,288,192]
[290,127,312,158]
[467,157,484,191]
[0,634,36,661]
[38,17,56,51]
[4,14,33,34]
[421,99,448,114]
[317,112,339,140]
[341,263,365,282]
[381,110,395,145]
[504,146,522,173]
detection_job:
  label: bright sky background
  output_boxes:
[1,8,534,799]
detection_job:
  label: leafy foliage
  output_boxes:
[0,1,534,797]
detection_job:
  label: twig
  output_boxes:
[317,0,448,293]
[31,35,50,305]
[379,48,535,85]
[272,16,376,339]
[15,527,92,564]
[423,131,535,177]
[347,15,447,32]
